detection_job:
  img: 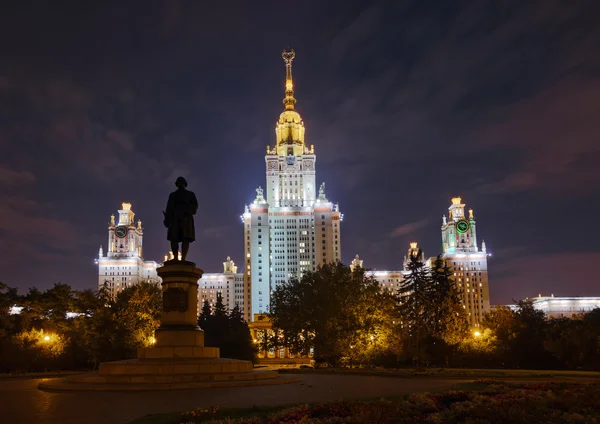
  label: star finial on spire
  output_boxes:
[282,49,296,110]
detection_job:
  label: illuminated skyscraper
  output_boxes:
[242,50,343,319]
[97,203,160,297]
[441,197,491,327]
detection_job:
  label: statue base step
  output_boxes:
[99,357,252,376]
[37,357,298,391]
[137,346,219,359]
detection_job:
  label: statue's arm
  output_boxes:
[164,193,174,227]
[190,192,199,215]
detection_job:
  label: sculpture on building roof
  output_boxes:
[254,186,266,204]
[318,182,327,201]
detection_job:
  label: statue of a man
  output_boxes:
[163,177,198,261]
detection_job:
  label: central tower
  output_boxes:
[242,50,343,320]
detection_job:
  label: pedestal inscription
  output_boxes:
[163,287,188,312]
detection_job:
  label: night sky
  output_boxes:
[1,1,599,304]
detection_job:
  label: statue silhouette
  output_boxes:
[163,177,198,261]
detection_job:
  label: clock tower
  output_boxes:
[98,202,160,298]
[108,202,144,258]
[441,197,490,327]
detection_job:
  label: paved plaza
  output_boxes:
[2,373,466,424]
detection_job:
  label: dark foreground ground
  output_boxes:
[1,372,598,424]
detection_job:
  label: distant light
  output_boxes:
[43,336,50,341]
[473,331,481,338]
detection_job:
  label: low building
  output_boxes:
[509,295,600,319]
[350,242,420,294]
[197,256,245,313]
[247,314,312,364]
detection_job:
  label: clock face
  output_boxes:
[456,219,470,234]
[115,226,128,238]
[286,155,295,165]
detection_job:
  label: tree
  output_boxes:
[112,282,162,356]
[427,256,469,366]
[397,248,431,366]
[17,287,46,331]
[511,300,557,369]
[199,298,256,362]
[221,304,256,361]
[203,293,228,347]
[43,283,76,326]
[544,317,586,369]
[271,262,396,366]
[213,293,228,319]
[198,299,212,330]
[1,281,168,372]
[0,282,18,338]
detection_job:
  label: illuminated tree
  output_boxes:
[271,262,395,365]
[113,281,162,356]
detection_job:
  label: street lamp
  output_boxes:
[473,330,481,338]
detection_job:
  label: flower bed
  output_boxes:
[179,382,600,423]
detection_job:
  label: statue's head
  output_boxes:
[175,176,188,189]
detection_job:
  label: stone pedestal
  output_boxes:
[39,260,295,391]
[157,260,203,330]
[136,260,217,359]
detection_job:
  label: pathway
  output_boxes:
[1,374,466,424]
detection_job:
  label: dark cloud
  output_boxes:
[0,165,36,187]
[389,220,429,238]
[0,0,598,303]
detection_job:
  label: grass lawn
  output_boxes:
[130,379,600,424]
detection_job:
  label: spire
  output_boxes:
[282,49,296,110]
[274,49,305,155]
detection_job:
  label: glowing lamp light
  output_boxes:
[148,336,156,345]
[473,331,481,338]
[43,336,50,341]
